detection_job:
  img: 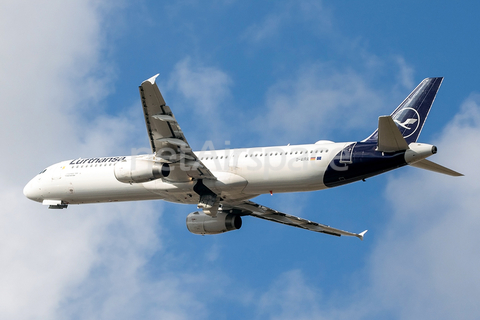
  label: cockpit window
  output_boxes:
[39,169,47,174]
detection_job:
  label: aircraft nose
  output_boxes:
[23,179,42,202]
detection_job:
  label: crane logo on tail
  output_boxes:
[393,107,420,139]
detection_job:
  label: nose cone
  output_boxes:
[23,178,42,202]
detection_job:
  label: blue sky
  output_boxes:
[2,1,480,319]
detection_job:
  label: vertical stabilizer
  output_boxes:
[365,77,443,144]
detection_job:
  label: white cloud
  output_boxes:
[242,0,331,44]
[243,12,286,43]
[0,2,241,318]
[3,1,470,319]
[168,57,232,114]
[240,1,417,146]
[256,270,327,320]
[394,56,415,90]
[0,2,207,319]
[0,1,118,177]
[0,201,161,320]
[364,93,480,319]
[167,57,234,148]
[242,95,480,320]
[254,64,384,144]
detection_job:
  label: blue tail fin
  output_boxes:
[364,77,443,144]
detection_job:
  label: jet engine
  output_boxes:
[114,157,170,183]
[186,211,242,235]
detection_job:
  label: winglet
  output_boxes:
[357,230,368,241]
[144,73,160,85]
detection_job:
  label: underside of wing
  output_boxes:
[222,200,367,240]
[139,74,216,181]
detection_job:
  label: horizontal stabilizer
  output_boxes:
[410,159,463,176]
[377,116,409,152]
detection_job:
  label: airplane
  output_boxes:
[23,75,463,240]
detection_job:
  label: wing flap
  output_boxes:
[224,201,367,240]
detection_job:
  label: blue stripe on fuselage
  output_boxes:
[323,142,407,188]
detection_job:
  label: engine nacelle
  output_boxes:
[114,157,170,183]
[405,143,437,165]
[186,211,242,235]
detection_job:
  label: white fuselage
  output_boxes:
[23,141,347,206]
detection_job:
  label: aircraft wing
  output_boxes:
[139,74,216,180]
[222,200,367,240]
